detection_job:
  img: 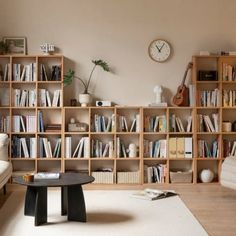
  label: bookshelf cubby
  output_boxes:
[1,54,236,187]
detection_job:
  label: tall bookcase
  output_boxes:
[0,55,64,177]
[1,54,235,187]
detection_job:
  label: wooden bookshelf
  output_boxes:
[2,54,236,187]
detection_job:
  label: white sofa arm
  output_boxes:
[0,134,9,162]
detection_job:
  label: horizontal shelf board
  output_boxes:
[37,107,62,109]
[38,81,62,83]
[116,157,140,160]
[222,132,236,134]
[0,106,10,109]
[11,158,36,161]
[0,81,10,84]
[197,132,221,135]
[11,132,36,135]
[143,132,168,135]
[90,158,116,160]
[143,158,167,160]
[64,106,90,110]
[37,158,62,160]
[64,158,89,161]
[222,81,236,84]
[116,132,140,135]
[11,81,36,84]
[196,158,220,160]
[90,106,115,110]
[11,107,36,109]
[64,132,89,135]
[196,106,220,109]
[196,81,219,84]
[169,132,193,134]
[222,107,236,109]
[169,158,193,160]
[90,132,115,135]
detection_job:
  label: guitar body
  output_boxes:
[172,84,189,106]
[172,62,193,107]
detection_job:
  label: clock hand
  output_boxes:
[155,45,161,53]
[159,43,165,52]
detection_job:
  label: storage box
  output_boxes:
[91,172,114,184]
[170,170,192,183]
[117,171,140,184]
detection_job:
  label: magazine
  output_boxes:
[131,188,178,201]
[34,172,60,180]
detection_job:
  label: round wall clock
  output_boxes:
[148,39,171,62]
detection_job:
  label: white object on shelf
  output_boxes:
[40,43,55,55]
[200,51,210,56]
[199,169,214,183]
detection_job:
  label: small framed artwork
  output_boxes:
[3,37,26,55]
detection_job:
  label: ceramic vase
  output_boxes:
[78,93,91,107]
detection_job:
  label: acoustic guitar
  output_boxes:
[172,62,193,106]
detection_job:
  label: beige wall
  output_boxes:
[1,0,236,106]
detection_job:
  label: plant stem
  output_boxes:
[86,64,97,93]
[74,76,88,92]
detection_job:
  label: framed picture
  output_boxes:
[3,37,26,55]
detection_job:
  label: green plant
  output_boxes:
[0,40,8,54]
[64,59,110,94]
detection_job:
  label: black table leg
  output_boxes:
[67,185,86,222]
[61,186,68,215]
[25,186,37,216]
[34,187,47,226]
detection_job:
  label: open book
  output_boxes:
[34,172,60,180]
[131,188,178,201]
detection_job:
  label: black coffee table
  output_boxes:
[14,173,94,226]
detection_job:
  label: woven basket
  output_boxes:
[170,170,192,183]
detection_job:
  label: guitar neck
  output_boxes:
[181,63,192,86]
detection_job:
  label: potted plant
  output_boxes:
[64,59,110,106]
[0,40,8,55]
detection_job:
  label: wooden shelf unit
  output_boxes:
[1,54,236,187]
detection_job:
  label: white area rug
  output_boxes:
[0,190,208,236]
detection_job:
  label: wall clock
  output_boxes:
[148,39,171,62]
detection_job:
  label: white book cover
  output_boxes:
[39,89,46,107]
[48,141,53,158]
[77,138,85,158]
[130,118,136,132]
[72,138,83,157]
[21,138,29,158]
[159,139,167,158]
[25,65,31,81]
[29,90,36,107]
[108,141,113,158]
[20,90,28,107]
[46,91,52,107]
[106,116,112,132]
[153,116,159,132]
[186,116,192,132]
[20,65,26,81]
[185,137,193,158]
[65,137,72,158]
[42,138,50,157]
[102,143,109,157]
[136,114,140,132]
[30,138,37,158]
[52,90,60,107]
[20,116,26,132]
[83,137,90,158]
[3,64,8,81]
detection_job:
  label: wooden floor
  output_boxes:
[1,184,236,236]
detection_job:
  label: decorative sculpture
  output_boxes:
[153,85,163,104]
[40,43,55,55]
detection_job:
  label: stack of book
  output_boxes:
[117,114,140,132]
[144,115,167,132]
[144,164,167,183]
[0,115,10,133]
[12,115,36,133]
[45,124,61,132]
[223,90,236,107]
[91,139,113,158]
[223,140,236,157]
[13,89,36,107]
[69,137,90,158]
[93,114,115,132]
[197,89,220,107]
[170,114,192,132]
[143,139,167,158]
[0,63,10,81]
[38,89,62,107]
[12,63,36,81]
[38,137,61,158]
[197,113,219,132]
[222,63,236,81]
[198,139,219,158]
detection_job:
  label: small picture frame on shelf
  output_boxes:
[3,37,26,55]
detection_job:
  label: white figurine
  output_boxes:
[153,85,163,104]
[40,43,55,55]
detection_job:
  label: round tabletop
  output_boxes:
[14,173,95,187]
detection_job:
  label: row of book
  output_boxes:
[222,90,236,107]
[12,136,37,158]
[65,136,90,158]
[91,139,114,158]
[197,89,220,107]
[143,139,167,158]
[144,115,167,132]
[38,89,62,107]
[93,114,115,132]
[13,89,36,107]
[197,139,219,158]
[12,115,36,132]
[38,137,61,158]
[222,63,236,81]
[0,115,10,133]
[223,140,236,157]
[116,114,140,132]
[197,113,219,132]
[170,114,192,132]
[39,64,61,81]
[13,63,36,81]
[144,164,167,183]
[0,63,10,81]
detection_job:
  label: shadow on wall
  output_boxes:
[162,86,174,106]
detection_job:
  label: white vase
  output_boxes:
[199,169,214,183]
[78,93,91,107]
